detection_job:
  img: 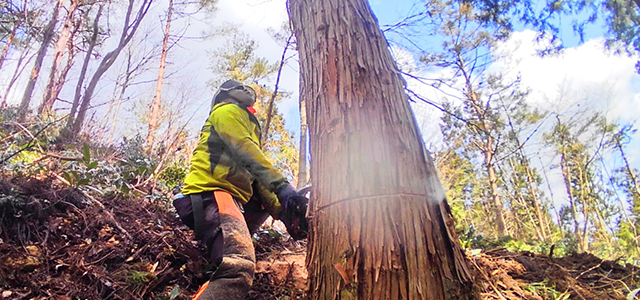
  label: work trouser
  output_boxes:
[173,190,270,300]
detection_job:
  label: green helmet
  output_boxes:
[212,79,257,108]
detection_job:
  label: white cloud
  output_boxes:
[220,0,288,30]
[492,30,640,123]
[396,29,640,210]
[487,30,640,209]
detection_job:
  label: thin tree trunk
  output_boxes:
[506,158,544,241]
[70,0,152,138]
[66,4,102,132]
[18,0,61,121]
[289,0,475,299]
[617,139,640,200]
[146,0,173,151]
[107,52,134,144]
[262,32,293,145]
[577,163,595,252]
[459,53,507,237]
[540,156,562,232]
[486,153,507,236]
[54,42,77,102]
[1,42,34,108]
[560,151,584,251]
[40,0,78,115]
[614,135,640,252]
[524,163,548,241]
[0,27,17,72]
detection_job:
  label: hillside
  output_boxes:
[0,175,638,299]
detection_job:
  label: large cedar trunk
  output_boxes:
[288,0,475,299]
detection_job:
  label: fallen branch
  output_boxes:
[81,191,132,241]
[50,172,132,240]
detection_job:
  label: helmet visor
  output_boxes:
[226,84,257,107]
[231,85,256,100]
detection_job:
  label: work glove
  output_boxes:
[276,184,309,240]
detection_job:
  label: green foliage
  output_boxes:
[208,33,278,87]
[523,279,570,300]
[158,164,187,192]
[118,135,158,187]
[455,0,640,68]
[0,111,176,200]
[127,270,156,286]
[428,1,552,241]
[60,143,98,188]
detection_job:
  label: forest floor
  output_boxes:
[0,176,638,300]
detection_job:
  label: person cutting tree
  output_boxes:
[172,79,309,300]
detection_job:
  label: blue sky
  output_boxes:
[2,0,637,208]
[180,0,638,168]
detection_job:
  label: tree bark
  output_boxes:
[146,0,173,151]
[18,0,61,121]
[288,0,475,299]
[486,151,507,236]
[66,4,102,132]
[0,26,17,72]
[40,0,79,116]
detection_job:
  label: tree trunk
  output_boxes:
[146,0,173,151]
[18,0,61,121]
[560,151,584,252]
[505,158,544,241]
[1,40,34,108]
[39,0,78,115]
[0,26,17,72]
[69,0,152,138]
[262,33,293,145]
[297,95,308,187]
[486,153,507,237]
[524,163,548,241]
[459,55,507,237]
[616,138,640,201]
[66,5,102,132]
[288,0,475,299]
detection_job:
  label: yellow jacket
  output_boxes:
[182,102,285,217]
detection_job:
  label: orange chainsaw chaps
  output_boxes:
[214,190,244,220]
[191,281,210,300]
